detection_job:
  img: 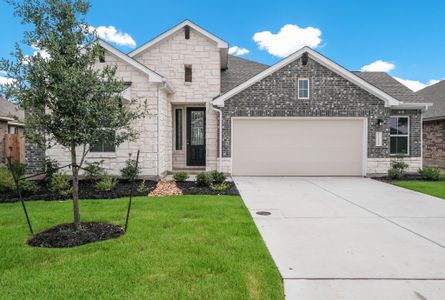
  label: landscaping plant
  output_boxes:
[388,157,408,180]
[137,179,149,193]
[42,158,59,185]
[50,172,72,197]
[196,172,212,187]
[418,166,441,181]
[121,159,141,181]
[95,174,117,192]
[173,171,189,182]
[210,182,229,192]
[5,159,38,194]
[0,0,147,230]
[84,160,105,182]
[0,167,15,193]
[209,170,226,184]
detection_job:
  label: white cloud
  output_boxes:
[91,25,136,48]
[0,71,14,86]
[31,45,50,59]
[253,24,322,57]
[393,77,440,92]
[361,60,395,72]
[228,46,249,56]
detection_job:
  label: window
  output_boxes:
[185,65,192,83]
[99,47,105,63]
[175,109,183,150]
[90,132,116,153]
[390,116,409,155]
[8,126,17,134]
[298,79,309,99]
[184,26,190,39]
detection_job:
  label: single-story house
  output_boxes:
[44,20,430,178]
[416,80,445,167]
[0,98,25,164]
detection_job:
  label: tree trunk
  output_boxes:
[71,144,81,230]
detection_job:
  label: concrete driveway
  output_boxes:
[234,177,445,300]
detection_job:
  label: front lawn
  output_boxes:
[0,196,282,299]
[393,181,445,199]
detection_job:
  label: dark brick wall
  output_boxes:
[25,142,45,174]
[220,56,422,158]
[423,119,445,167]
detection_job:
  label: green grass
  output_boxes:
[0,196,283,300]
[393,181,445,199]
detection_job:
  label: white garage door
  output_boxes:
[232,118,366,176]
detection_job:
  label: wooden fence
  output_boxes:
[4,133,25,163]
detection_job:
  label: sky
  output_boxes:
[1,0,444,91]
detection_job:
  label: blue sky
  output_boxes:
[1,0,444,91]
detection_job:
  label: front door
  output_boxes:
[187,108,206,166]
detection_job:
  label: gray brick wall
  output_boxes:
[220,56,422,158]
[423,119,445,167]
[25,141,45,174]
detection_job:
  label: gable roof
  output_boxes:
[98,39,165,84]
[221,55,269,93]
[212,47,429,110]
[0,98,24,123]
[128,20,228,57]
[416,80,445,120]
[353,71,424,103]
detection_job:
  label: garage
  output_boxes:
[231,118,367,176]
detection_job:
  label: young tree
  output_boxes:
[0,0,146,230]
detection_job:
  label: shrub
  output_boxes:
[83,160,105,182]
[173,171,189,182]
[418,166,441,181]
[121,159,140,181]
[196,172,212,187]
[388,168,403,180]
[95,174,117,192]
[388,157,409,180]
[43,158,59,185]
[210,182,229,192]
[50,172,72,196]
[209,170,226,184]
[137,179,149,193]
[19,179,38,194]
[0,167,15,193]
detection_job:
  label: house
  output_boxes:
[0,98,25,164]
[416,80,445,167]
[44,20,429,178]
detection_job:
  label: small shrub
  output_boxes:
[83,160,105,182]
[196,172,212,187]
[388,157,409,180]
[0,167,15,193]
[173,171,189,182]
[210,182,229,192]
[209,170,226,184]
[418,166,441,181]
[95,174,117,192]
[43,158,59,185]
[388,168,403,180]
[137,179,149,193]
[51,172,72,196]
[121,159,140,181]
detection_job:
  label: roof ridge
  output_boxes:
[227,54,269,67]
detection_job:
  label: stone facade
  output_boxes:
[220,56,422,174]
[25,142,45,174]
[423,119,445,167]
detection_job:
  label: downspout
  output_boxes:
[156,84,160,178]
[210,102,223,172]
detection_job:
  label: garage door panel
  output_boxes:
[232,118,365,176]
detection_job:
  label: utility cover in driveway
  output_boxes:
[232,118,365,176]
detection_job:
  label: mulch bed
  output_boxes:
[371,174,426,183]
[177,181,239,196]
[27,222,124,248]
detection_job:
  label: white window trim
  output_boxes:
[389,116,410,156]
[298,78,310,99]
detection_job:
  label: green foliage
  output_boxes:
[418,166,441,181]
[120,159,140,181]
[173,171,189,182]
[196,172,212,187]
[95,174,117,192]
[0,167,15,193]
[5,158,37,194]
[50,172,72,196]
[137,180,149,193]
[210,182,229,192]
[43,158,59,185]
[388,157,409,180]
[209,170,226,184]
[388,168,403,180]
[19,179,38,194]
[83,160,104,182]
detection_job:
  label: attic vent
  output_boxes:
[184,26,190,40]
[302,52,309,66]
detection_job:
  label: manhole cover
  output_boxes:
[256,211,271,216]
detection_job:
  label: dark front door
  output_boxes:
[187,107,206,166]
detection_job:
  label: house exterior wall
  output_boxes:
[46,50,168,178]
[0,121,8,164]
[133,27,220,171]
[219,56,422,175]
[423,119,445,167]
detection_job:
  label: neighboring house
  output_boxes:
[0,98,25,164]
[45,20,429,178]
[416,80,445,167]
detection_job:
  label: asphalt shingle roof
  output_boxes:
[416,80,445,119]
[220,55,269,94]
[0,98,24,122]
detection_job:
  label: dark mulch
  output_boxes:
[176,181,239,196]
[0,179,157,203]
[371,174,426,183]
[27,222,124,248]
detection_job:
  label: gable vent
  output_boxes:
[302,52,309,65]
[184,26,190,39]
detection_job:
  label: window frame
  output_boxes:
[389,116,410,156]
[298,78,310,99]
[90,131,116,153]
[184,65,192,83]
[175,109,183,150]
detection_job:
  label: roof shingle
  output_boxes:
[416,80,445,119]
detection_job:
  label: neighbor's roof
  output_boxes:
[221,55,269,94]
[416,80,445,120]
[0,98,24,123]
[353,71,425,103]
